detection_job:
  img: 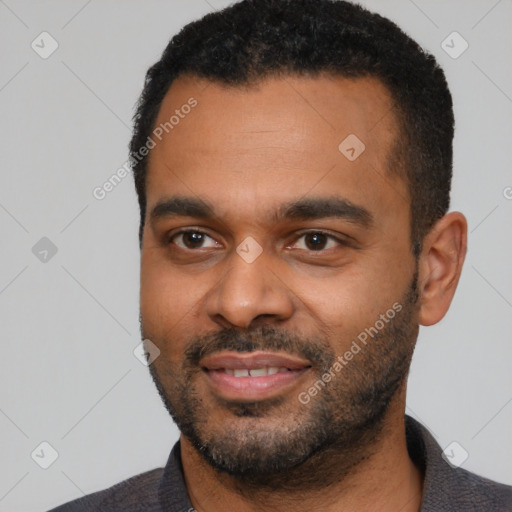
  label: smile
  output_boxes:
[222,367,292,377]
[200,351,312,401]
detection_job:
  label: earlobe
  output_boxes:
[417,212,468,326]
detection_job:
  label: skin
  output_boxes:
[140,74,467,511]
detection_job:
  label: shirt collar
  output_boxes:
[157,415,450,511]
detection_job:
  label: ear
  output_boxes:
[417,212,467,326]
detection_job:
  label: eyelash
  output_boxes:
[168,228,350,252]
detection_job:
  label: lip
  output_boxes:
[201,350,312,401]
[201,351,311,371]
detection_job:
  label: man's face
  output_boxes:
[140,74,419,479]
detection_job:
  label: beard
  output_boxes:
[143,272,419,490]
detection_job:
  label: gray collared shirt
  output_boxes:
[49,416,512,511]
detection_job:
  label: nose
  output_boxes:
[205,244,295,329]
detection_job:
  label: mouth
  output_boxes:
[200,351,312,401]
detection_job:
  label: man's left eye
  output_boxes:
[291,232,344,251]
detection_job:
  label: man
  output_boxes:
[50,0,512,510]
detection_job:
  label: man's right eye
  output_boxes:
[169,230,220,250]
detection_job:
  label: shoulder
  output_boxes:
[405,416,512,511]
[48,467,164,512]
[443,466,512,511]
[48,442,192,512]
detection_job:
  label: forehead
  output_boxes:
[145,73,408,223]
[152,73,398,152]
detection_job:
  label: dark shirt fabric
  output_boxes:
[49,416,512,511]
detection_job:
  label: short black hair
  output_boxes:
[130,0,454,254]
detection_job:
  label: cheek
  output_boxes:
[140,252,211,358]
[292,263,406,352]
[140,253,188,338]
[311,278,381,335]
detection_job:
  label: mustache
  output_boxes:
[184,324,335,371]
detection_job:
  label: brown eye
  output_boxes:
[304,233,329,250]
[292,232,344,251]
[170,230,218,250]
[182,232,206,248]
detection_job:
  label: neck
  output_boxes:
[180,389,423,512]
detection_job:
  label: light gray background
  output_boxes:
[0,1,511,510]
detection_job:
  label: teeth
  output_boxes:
[249,367,267,377]
[223,367,290,377]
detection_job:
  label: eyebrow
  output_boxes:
[150,195,373,228]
